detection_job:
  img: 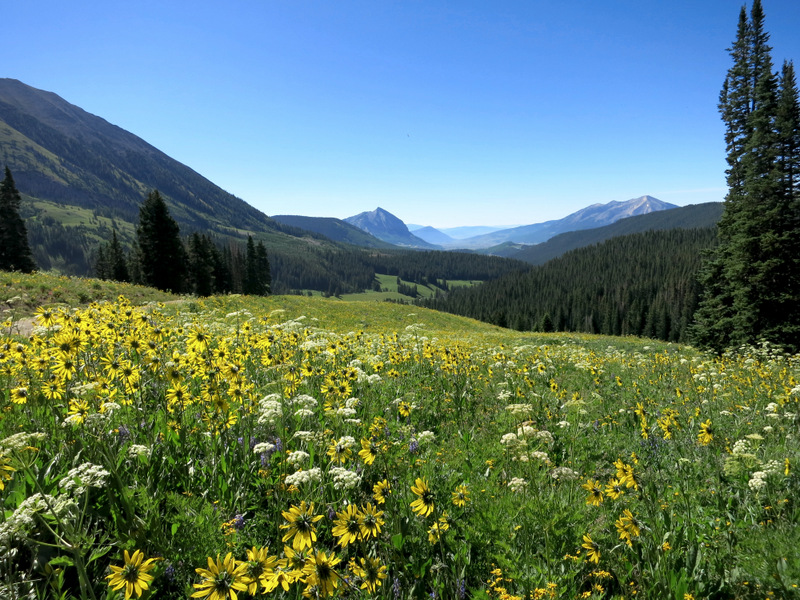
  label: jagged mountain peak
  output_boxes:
[345,208,439,249]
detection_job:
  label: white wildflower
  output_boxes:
[253,442,275,454]
[418,431,436,445]
[287,451,310,468]
[128,445,151,459]
[508,477,528,493]
[60,463,110,496]
[330,467,361,490]
[285,468,322,487]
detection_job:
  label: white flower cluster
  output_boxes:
[508,477,528,493]
[505,403,532,416]
[128,445,151,459]
[287,451,310,468]
[535,430,554,445]
[60,463,110,496]
[258,394,283,425]
[732,439,751,456]
[418,431,436,445]
[0,493,78,546]
[336,408,357,418]
[100,401,121,414]
[285,468,322,487]
[330,467,361,490]
[529,451,550,463]
[748,471,768,492]
[556,420,571,429]
[516,424,536,438]
[0,432,47,453]
[336,436,356,449]
[253,442,276,454]
[291,395,318,409]
[550,467,580,481]
[367,374,382,385]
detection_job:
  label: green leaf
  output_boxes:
[391,533,404,551]
[48,556,75,568]
[172,522,180,537]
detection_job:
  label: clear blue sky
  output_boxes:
[7,1,800,227]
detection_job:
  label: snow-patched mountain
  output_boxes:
[344,208,439,249]
[448,196,677,249]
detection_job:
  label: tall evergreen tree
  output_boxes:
[693,1,800,352]
[0,167,36,273]
[95,230,130,282]
[135,190,187,293]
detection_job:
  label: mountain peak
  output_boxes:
[345,208,438,249]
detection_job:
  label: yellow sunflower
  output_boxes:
[410,477,436,517]
[191,552,249,600]
[106,549,159,600]
[280,501,323,550]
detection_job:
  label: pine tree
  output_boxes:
[135,190,187,293]
[0,167,36,273]
[693,1,800,352]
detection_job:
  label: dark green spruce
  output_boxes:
[692,0,800,353]
[133,190,188,293]
[0,166,36,273]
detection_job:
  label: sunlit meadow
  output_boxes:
[1,287,798,599]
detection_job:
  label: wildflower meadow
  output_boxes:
[0,291,798,599]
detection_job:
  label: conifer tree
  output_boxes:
[693,0,800,352]
[135,190,187,293]
[0,167,36,273]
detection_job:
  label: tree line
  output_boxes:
[95,190,272,296]
[420,228,717,343]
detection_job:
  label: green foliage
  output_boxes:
[134,190,188,293]
[693,1,800,353]
[0,167,36,273]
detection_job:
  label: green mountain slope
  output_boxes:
[0,78,274,233]
[422,227,718,342]
[512,202,724,265]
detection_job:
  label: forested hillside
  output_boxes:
[422,227,717,342]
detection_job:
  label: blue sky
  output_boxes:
[7,1,800,227]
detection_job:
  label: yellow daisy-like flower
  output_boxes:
[280,501,324,550]
[191,552,249,600]
[359,502,385,540]
[698,419,713,446]
[358,438,379,465]
[581,479,604,506]
[331,503,363,547]
[410,477,435,517]
[452,484,470,508]
[604,478,625,500]
[106,549,159,600]
[353,556,388,593]
[373,479,391,504]
[10,387,28,405]
[0,453,15,491]
[581,534,601,564]
[242,546,279,595]
[302,550,341,598]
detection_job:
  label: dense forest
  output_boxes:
[421,227,717,343]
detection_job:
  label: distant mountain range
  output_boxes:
[340,196,680,251]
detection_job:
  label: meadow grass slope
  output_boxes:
[0,274,798,599]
